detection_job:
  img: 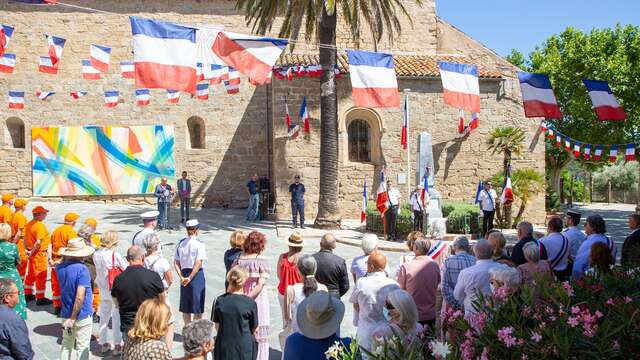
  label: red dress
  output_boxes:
[277,253,302,295]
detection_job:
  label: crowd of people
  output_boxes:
[0,189,640,359]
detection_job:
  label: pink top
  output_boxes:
[397,255,441,321]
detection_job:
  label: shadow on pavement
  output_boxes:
[33,323,62,345]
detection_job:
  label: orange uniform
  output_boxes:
[50,224,77,308]
[23,219,50,299]
[10,210,28,278]
[0,204,12,224]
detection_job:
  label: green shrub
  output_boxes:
[444,203,480,234]
[365,202,420,238]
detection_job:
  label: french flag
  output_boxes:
[104,91,119,108]
[307,64,322,77]
[555,135,561,148]
[457,109,465,134]
[300,96,310,135]
[69,91,87,99]
[295,65,307,78]
[474,180,483,204]
[0,25,15,56]
[36,90,55,100]
[376,167,388,216]
[45,34,65,63]
[90,44,111,73]
[517,72,563,119]
[0,53,16,73]
[469,112,479,130]
[438,61,480,113]
[421,171,429,204]
[401,96,409,149]
[547,128,554,139]
[583,79,626,121]
[626,144,636,161]
[224,81,239,94]
[211,31,288,85]
[8,91,24,109]
[227,67,240,85]
[347,50,400,108]
[196,62,204,81]
[208,64,228,84]
[573,141,581,157]
[286,66,294,81]
[564,137,571,152]
[594,145,603,161]
[196,83,209,100]
[82,59,100,80]
[500,176,514,205]
[121,61,135,78]
[167,89,180,103]
[361,180,367,223]
[131,17,198,94]
[38,56,57,74]
[288,123,300,139]
[284,98,291,128]
[427,240,447,260]
[608,146,618,163]
[135,89,150,106]
[583,144,592,160]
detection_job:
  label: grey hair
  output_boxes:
[182,319,214,356]
[517,221,534,237]
[77,224,94,240]
[142,232,161,254]
[361,234,379,255]
[0,278,16,299]
[489,266,521,288]
[523,242,540,263]
[413,238,431,255]
[386,289,418,331]
[452,236,471,252]
[126,245,145,262]
[429,219,446,239]
[320,233,336,251]
[297,254,317,276]
[474,239,493,260]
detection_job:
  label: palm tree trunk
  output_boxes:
[314,7,341,228]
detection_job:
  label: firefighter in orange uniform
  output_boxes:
[11,198,29,279]
[84,217,101,314]
[0,193,15,224]
[50,212,79,314]
[24,205,52,305]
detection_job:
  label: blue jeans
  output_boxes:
[292,199,304,225]
[246,193,260,221]
[158,201,169,228]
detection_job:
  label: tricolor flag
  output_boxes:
[0,25,15,56]
[421,171,429,204]
[573,141,581,157]
[69,91,87,99]
[334,64,342,78]
[135,89,150,106]
[547,128,554,139]
[555,135,561,148]
[564,137,571,152]
[583,144,592,160]
[347,50,400,108]
[517,72,563,118]
[594,145,603,161]
[8,91,24,109]
[167,89,180,103]
[307,64,322,77]
[300,96,310,135]
[35,90,55,100]
[211,31,288,85]
[208,64,228,84]
[38,56,57,74]
[121,61,135,78]
[401,96,409,149]
[284,98,291,128]
[361,180,368,223]
[608,146,618,163]
[457,109,465,134]
[583,79,626,121]
[438,61,480,113]
[45,34,65,64]
[474,180,484,204]
[90,44,111,73]
[540,121,547,132]
[625,144,636,161]
[12,0,57,4]
[288,122,300,139]
[500,176,514,205]
[227,66,240,85]
[427,240,447,260]
[104,91,119,108]
[224,80,239,94]
[196,62,204,81]
[131,17,198,94]
[469,112,480,131]
[376,167,388,215]
[0,53,16,73]
[295,65,307,77]
[82,59,100,80]
[196,83,209,100]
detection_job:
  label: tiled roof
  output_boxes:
[276,53,503,79]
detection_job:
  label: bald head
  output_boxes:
[367,251,387,273]
[126,245,146,265]
[474,239,493,260]
[320,233,336,251]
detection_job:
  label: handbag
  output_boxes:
[107,250,124,290]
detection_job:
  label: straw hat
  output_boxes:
[287,231,304,247]
[296,291,345,340]
[58,237,95,258]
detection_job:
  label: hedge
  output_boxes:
[365,202,423,238]
[443,201,481,235]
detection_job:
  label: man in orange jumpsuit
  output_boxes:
[0,193,15,224]
[10,198,29,279]
[50,212,79,313]
[24,205,52,305]
[84,217,101,315]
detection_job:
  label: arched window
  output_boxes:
[187,116,205,149]
[6,117,25,149]
[348,119,371,162]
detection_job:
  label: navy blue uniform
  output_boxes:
[289,182,305,227]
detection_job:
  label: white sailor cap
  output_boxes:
[185,219,199,228]
[141,210,160,220]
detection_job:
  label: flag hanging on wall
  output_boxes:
[38,56,57,74]
[361,180,368,223]
[121,61,134,78]
[346,50,400,108]
[0,25,15,56]
[104,91,119,107]
[227,67,240,85]
[547,128,554,139]
[70,91,87,99]
[35,90,55,100]
[167,89,180,103]
[300,96,310,135]
[8,91,24,109]
[135,89,150,106]
[438,61,480,113]
[45,34,65,64]
[82,59,101,79]
[517,72,563,118]
[555,135,561,148]
[208,64,228,84]
[196,83,209,100]
[608,146,618,162]
[583,79,626,121]
[90,44,111,73]
[0,53,16,73]
[401,96,409,149]
[594,145,603,161]
[626,144,636,161]
[564,137,571,152]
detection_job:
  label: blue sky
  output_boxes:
[436,0,640,57]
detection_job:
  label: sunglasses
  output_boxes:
[385,302,395,310]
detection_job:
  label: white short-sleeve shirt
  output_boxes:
[132,227,156,248]
[174,236,207,269]
[144,254,172,289]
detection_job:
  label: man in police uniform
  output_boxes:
[385,179,402,241]
[289,175,306,228]
[132,210,159,248]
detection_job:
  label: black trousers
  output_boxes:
[413,210,424,231]
[180,197,190,221]
[386,205,398,240]
[482,210,495,236]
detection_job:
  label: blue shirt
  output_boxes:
[56,261,93,320]
[283,333,351,360]
[572,233,617,279]
[247,180,258,195]
[0,305,34,360]
[563,226,586,258]
[289,183,306,202]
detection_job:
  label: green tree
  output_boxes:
[505,49,528,69]
[236,0,421,228]
[492,169,545,227]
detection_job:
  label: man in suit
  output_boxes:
[177,171,192,224]
[312,233,349,299]
[622,213,640,268]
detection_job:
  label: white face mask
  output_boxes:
[383,307,392,322]
[490,284,496,293]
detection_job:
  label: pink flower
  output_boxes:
[468,312,488,332]
[492,286,511,301]
[497,326,517,348]
[584,328,596,338]
[594,310,603,319]
[567,317,580,327]
[606,298,615,306]
[571,306,580,315]
[624,296,632,304]
[545,306,554,314]
[531,332,542,343]
[479,347,489,360]
[521,355,528,360]
[562,281,574,296]
[550,316,557,322]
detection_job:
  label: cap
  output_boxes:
[32,205,49,215]
[566,210,581,216]
[185,219,199,228]
[84,218,97,228]
[14,199,28,208]
[1,194,15,203]
[64,212,80,222]
[141,210,160,220]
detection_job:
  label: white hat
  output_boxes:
[141,210,160,220]
[59,237,95,258]
[185,219,199,228]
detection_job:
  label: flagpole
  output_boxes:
[404,89,411,197]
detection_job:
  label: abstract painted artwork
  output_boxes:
[32,125,175,196]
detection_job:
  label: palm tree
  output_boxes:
[236,0,420,228]
[486,127,525,227]
[511,169,544,225]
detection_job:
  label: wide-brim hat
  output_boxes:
[297,291,345,340]
[59,237,95,258]
[287,231,304,247]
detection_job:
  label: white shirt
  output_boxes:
[350,255,391,281]
[386,187,401,207]
[144,254,172,289]
[132,227,156,248]
[174,236,207,269]
[349,272,400,352]
[453,259,501,317]
[410,191,424,212]
[478,189,497,211]
[92,248,128,291]
[563,226,586,258]
[540,232,570,271]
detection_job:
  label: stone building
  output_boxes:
[0,0,546,224]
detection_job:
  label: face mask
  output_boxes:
[383,307,392,322]
[490,284,496,293]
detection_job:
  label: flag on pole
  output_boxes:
[573,141,581,157]
[8,91,24,109]
[89,44,111,73]
[583,144,592,160]
[474,180,484,204]
[284,97,291,128]
[82,59,101,79]
[300,96,310,135]
[500,176,514,205]
[401,96,409,149]
[421,170,429,204]
[469,112,479,131]
[287,123,300,139]
[135,89,150,106]
[608,146,618,163]
[196,83,209,100]
[35,90,55,100]
[104,91,119,108]
[45,34,65,64]
[0,25,15,56]
[167,89,180,103]
[626,144,636,161]
[0,53,16,73]
[346,50,400,108]
[69,91,87,99]
[38,56,57,74]
[121,61,135,78]
[376,167,388,215]
[361,180,368,223]
[457,109,465,134]
[594,145,603,161]
[583,79,626,121]
[438,61,480,112]
[517,72,563,118]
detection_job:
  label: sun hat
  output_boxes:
[14,199,27,208]
[287,231,304,247]
[58,237,95,258]
[64,212,80,222]
[32,205,49,215]
[296,291,345,340]
[1,194,15,203]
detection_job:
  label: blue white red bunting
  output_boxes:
[70,91,87,99]
[36,90,55,100]
[90,44,111,73]
[104,91,119,107]
[0,53,16,73]
[38,56,57,74]
[223,80,238,94]
[167,89,180,103]
[121,61,134,78]
[135,89,150,106]
[626,144,637,161]
[196,83,209,100]
[8,91,24,109]
[45,34,65,63]
[438,61,480,113]
[82,59,100,79]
